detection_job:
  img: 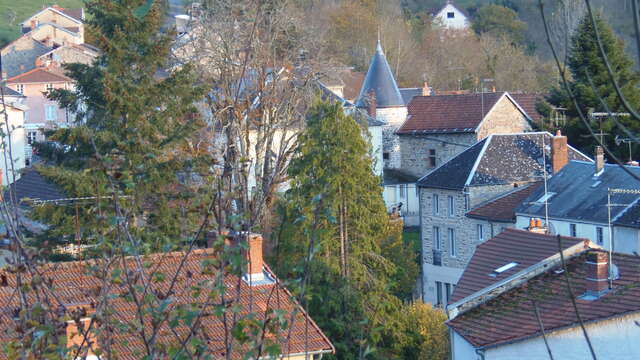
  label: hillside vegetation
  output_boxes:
[0,0,84,46]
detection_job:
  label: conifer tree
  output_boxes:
[547,13,640,160]
[273,100,417,359]
[33,0,207,256]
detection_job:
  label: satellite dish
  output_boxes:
[615,135,622,146]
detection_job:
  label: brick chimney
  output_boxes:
[422,81,430,96]
[244,233,266,284]
[583,251,610,298]
[551,130,568,173]
[595,146,605,175]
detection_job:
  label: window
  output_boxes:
[596,227,603,245]
[490,262,519,277]
[16,84,24,94]
[448,195,454,216]
[383,152,389,160]
[433,226,441,250]
[399,184,406,199]
[570,223,577,237]
[477,224,484,242]
[45,83,54,92]
[433,194,439,215]
[428,149,436,168]
[436,281,443,306]
[448,228,456,257]
[445,283,451,304]
[447,12,455,18]
[45,105,57,121]
[27,131,37,145]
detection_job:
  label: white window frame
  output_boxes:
[448,228,456,257]
[46,83,54,92]
[596,226,603,245]
[448,195,455,216]
[477,224,484,242]
[433,226,441,250]
[16,84,24,94]
[435,281,443,306]
[27,131,37,145]
[570,223,577,237]
[399,184,406,199]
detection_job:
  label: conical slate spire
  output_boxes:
[355,40,404,109]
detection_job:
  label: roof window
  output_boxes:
[534,192,555,204]
[490,262,519,277]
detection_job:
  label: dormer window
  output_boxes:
[490,262,519,277]
[447,12,455,18]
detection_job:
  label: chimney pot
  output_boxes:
[366,91,377,118]
[595,146,605,175]
[535,218,543,228]
[551,130,568,173]
[584,251,610,297]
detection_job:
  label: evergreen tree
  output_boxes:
[32,0,207,256]
[548,13,640,161]
[272,100,418,359]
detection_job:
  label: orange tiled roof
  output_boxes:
[7,67,72,84]
[0,249,334,358]
[448,249,640,349]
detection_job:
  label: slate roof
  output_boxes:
[57,7,85,22]
[0,37,52,78]
[448,249,640,349]
[614,202,640,228]
[5,168,66,204]
[355,41,404,109]
[399,88,422,105]
[7,67,72,84]
[315,81,384,127]
[516,161,640,226]
[449,228,589,304]
[398,92,519,134]
[418,132,591,190]
[466,182,542,222]
[0,249,334,359]
[383,168,420,185]
[511,93,546,123]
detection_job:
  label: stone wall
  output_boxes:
[377,106,407,169]
[399,133,476,178]
[476,96,530,140]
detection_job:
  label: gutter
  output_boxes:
[447,240,597,320]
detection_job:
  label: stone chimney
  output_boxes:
[366,91,377,118]
[422,81,430,96]
[244,233,266,284]
[595,146,605,175]
[583,251,610,298]
[551,130,568,173]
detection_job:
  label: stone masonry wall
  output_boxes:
[378,107,407,169]
[399,133,476,178]
[476,96,531,140]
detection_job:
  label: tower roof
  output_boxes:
[355,41,404,108]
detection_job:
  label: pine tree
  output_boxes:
[272,100,416,359]
[32,0,207,256]
[548,13,640,160]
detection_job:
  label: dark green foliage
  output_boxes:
[472,4,527,45]
[272,100,421,359]
[547,13,640,161]
[35,0,208,256]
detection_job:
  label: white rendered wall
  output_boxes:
[383,183,419,226]
[484,312,640,360]
[434,4,469,30]
[423,263,464,305]
[452,330,480,360]
[2,105,26,185]
[368,125,383,177]
[515,215,639,255]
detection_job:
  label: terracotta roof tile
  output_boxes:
[466,182,542,222]
[449,228,588,303]
[7,67,72,84]
[398,92,506,134]
[0,249,333,358]
[448,249,640,349]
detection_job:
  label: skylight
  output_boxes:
[535,192,555,204]
[490,262,519,277]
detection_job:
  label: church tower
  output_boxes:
[356,41,407,169]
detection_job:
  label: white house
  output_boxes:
[1,86,27,185]
[516,149,640,255]
[431,1,470,30]
[448,239,640,360]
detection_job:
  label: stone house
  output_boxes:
[20,5,85,41]
[397,91,534,179]
[516,152,640,255]
[417,132,591,305]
